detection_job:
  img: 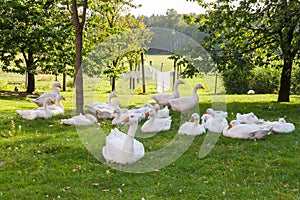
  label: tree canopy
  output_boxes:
[188,0,300,101]
[0,0,74,93]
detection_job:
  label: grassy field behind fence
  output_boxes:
[0,56,300,199]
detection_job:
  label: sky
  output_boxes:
[130,0,206,17]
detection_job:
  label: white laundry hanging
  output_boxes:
[156,71,171,92]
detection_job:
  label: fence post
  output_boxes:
[141,52,146,93]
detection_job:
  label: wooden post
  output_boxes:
[173,60,176,90]
[161,63,163,72]
[215,73,218,94]
[141,52,146,93]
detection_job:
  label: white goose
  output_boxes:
[178,113,205,135]
[236,112,260,124]
[86,93,117,114]
[34,94,65,115]
[141,108,172,133]
[150,79,184,107]
[223,120,271,140]
[169,84,205,113]
[17,98,55,120]
[102,114,145,164]
[61,114,98,126]
[154,104,169,118]
[111,108,129,125]
[31,82,61,107]
[203,108,228,133]
[204,108,228,118]
[265,118,295,134]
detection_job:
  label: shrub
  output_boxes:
[249,66,280,94]
[222,66,252,94]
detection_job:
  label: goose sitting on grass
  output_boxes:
[34,94,65,115]
[86,93,118,114]
[264,118,295,134]
[102,114,145,164]
[61,114,98,126]
[223,120,271,140]
[141,108,172,133]
[17,98,55,120]
[178,113,205,136]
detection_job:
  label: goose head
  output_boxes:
[227,120,240,130]
[57,94,66,101]
[145,109,156,118]
[175,79,185,85]
[278,118,286,123]
[195,84,205,90]
[123,114,139,125]
[52,82,61,89]
[204,108,214,116]
[189,113,200,122]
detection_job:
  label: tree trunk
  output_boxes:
[278,58,293,102]
[75,30,84,114]
[24,51,35,94]
[63,72,66,91]
[26,72,35,94]
[111,76,116,92]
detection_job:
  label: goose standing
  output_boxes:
[102,114,145,164]
[150,79,184,107]
[31,82,61,107]
[141,108,172,133]
[265,118,295,134]
[17,98,55,120]
[169,84,205,113]
[61,114,98,126]
[223,120,271,140]
[178,113,205,135]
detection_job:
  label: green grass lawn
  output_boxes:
[1,76,300,199]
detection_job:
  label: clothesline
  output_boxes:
[122,62,174,92]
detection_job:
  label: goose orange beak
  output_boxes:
[123,116,129,123]
[145,112,150,117]
[227,124,233,130]
[189,116,194,122]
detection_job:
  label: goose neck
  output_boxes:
[127,122,138,137]
[173,82,180,97]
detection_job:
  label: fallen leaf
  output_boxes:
[92,183,100,187]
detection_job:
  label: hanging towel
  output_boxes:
[156,71,164,92]
[156,71,171,92]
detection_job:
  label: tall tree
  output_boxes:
[66,0,87,115]
[0,0,69,93]
[189,0,300,102]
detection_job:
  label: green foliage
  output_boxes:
[291,65,300,94]
[191,0,300,101]
[222,66,252,94]
[249,66,280,94]
[222,65,281,94]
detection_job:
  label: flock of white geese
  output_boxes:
[16,81,295,165]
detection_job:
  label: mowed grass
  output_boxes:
[1,74,300,199]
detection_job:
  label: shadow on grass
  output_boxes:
[0,90,39,100]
